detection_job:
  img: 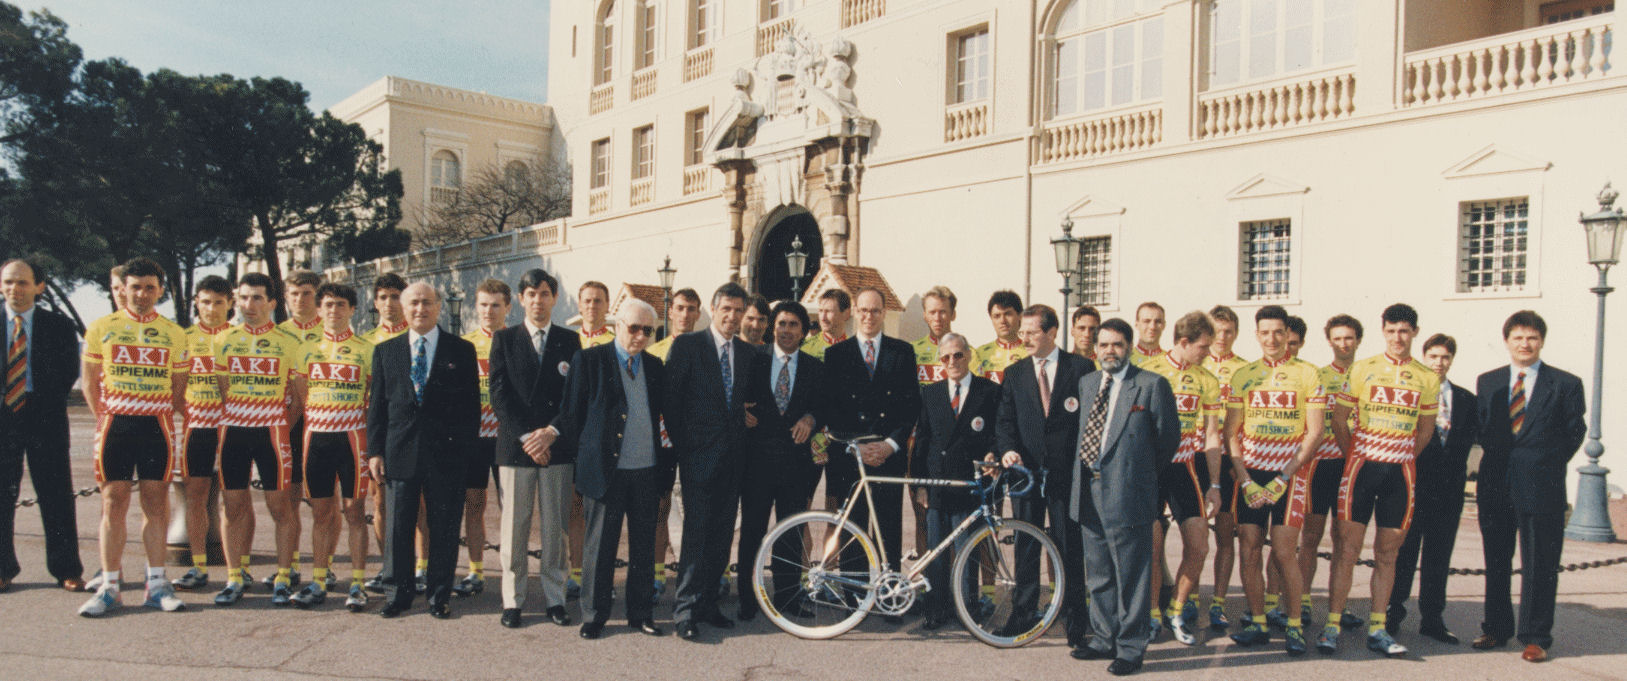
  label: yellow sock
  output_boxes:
[655,562,666,574]
[312,567,329,589]
[1265,593,1280,611]
[1369,613,1386,634]
[416,558,429,573]
[1301,594,1314,609]
[292,551,302,573]
[1288,616,1303,629]
[227,568,244,584]
[274,567,291,586]
[1169,599,1183,613]
[469,561,483,577]
[572,567,582,579]
[1151,606,1163,619]
[192,555,208,573]
[239,555,252,569]
[1212,596,1226,607]
[1252,614,1267,627]
[351,569,366,584]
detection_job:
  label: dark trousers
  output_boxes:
[582,466,658,624]
[1391,471,1466,624]
[0,416,82,582]
[736,463,812,614]
[384,475,463,607]
[1479,489,1565,647]
[1478,489,1518,641]
[1014,491,1088,637]
[674,460,740,623]
[1078,505,1153,662]
[923,506,974,618]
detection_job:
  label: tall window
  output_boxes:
[690,0,715,48]
[597,2,617,85]
[953,27,992,104]
[1238,218,1292,300]
[764,0,801,20]
[1051,0,1164,118]
[1207,0,1355,88]
[1073,236,1113,306]
[1458,198,1530,293]
[637,1,659,69]
[430,150,461,205]
[633,125,655,179]
[504,160,529,185]
[686,108,709,165]
[590,138,611,189]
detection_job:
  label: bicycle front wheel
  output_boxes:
[751,510,879,640]
[950,518,1064,648]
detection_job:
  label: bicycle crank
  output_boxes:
[872,572,916,616]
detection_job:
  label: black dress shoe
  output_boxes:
[1471,633,1507,649]
[1107,658,1143,676]
[921,614,946,630]
[379,602,410,618]
[580,621,605,639]
[429,603,451,619]
[737,606,758,622]
[547,605,573,626]
[1420,623,1460,645]
[631,618,665,636]
[500,608,522,629]
[676,621,699,640]
[703,612,735,629]
[1071,646,1116,661]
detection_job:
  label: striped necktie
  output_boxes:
[1509,371,1526,435]
[5,321,25,413]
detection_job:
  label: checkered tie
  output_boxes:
[775,358,792,414]
[5,321,25,413]
[411,337,428,403]
[1509,371,1526,435]
[1077,373,1113,469]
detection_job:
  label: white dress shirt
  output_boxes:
[524,318,549,355]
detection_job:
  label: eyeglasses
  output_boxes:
[939,351,968,361]
[625,324,655,336]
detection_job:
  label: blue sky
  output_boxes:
[29,1,552,111]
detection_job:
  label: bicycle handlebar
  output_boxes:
[827,433,1037,499]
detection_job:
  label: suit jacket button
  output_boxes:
[880,412,886,418]
[617,433,623,438]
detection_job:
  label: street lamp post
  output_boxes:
[1566,182,1624,543]
[1051,218,1082,350]
[446,287,464,336]
[786,235,809,302]
[657,255,676,339]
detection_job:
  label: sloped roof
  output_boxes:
[802,263,904,311]
[611,282,668,316]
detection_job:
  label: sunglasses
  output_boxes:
[625,324,655,336]
[939,351,968,361]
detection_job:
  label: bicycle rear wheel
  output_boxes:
[950,518,1064,648]
[751,511,879,640]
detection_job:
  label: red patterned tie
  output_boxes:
[5,322,25,413]
[950,380,961,416]
[864,339,877,378]
[1036,358,1051,417]
[1509,371,1526,435]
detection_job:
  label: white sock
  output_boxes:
[146,566,166,582]
[102,571,121,592]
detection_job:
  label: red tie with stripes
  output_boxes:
[5,321,25,413]
[1509,371,1526,435]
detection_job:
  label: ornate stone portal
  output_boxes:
[704,30,874,287]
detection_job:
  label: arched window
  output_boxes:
[636,1,659,69]
[1206,0,1356,88]
[1049,0,1165,119]
[597,1,618,85]
[504,160,530,185]
[430,149,461,204]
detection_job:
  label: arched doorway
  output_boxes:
[754,208,823,303]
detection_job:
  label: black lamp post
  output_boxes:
[446,287,464,335]
[1051,217,1082,350]
[1566,182,1624,543]
[786,235,809,302]
[657,255,676,339]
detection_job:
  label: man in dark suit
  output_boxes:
[1068,318,1180,676]
[822,287,920,581]
[1389,333,1479,644]
[366,283,481,619]
[488,268,580,629]
[664,282,755,640]
[541,299,668,639]
[1471,311,1586,662]
[0,259,84,592]
[995,304,1094,645]
[738,301,826,621]
[913,332,998,629]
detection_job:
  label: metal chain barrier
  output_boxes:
[12,484,100,507]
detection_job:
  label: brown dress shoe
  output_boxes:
[1521,644,1548,662]
[1470,634,1507,649]
[59,577,87,593]
[0,576,11,592]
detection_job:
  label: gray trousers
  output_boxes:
[497,464,572,610]
[1078,512,1154,662]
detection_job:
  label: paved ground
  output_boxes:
[4,406,1627,681]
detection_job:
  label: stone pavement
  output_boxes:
[3,406,1626,681]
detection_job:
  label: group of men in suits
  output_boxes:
[0,254,1593,670]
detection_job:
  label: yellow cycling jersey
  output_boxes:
[1142,353,1224,464]
[299,329,372,432]
[579,325,615,349]
[82,310,188,417]
[464,327,499,438]
[648,335,677,361]
[1131,343,1164,368]
[974,339,1027,384]
[1205,352,1250,401]
[800,331,847,361]
[279,315,323,345]
[1227,356,1325,472]
[182,323,229,427]
[214,322,304,428]
[1335,354,1441,464]
[363,321,407,345]
[1315,363,1352,460]
[912,334,951,385]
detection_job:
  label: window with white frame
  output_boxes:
[952,27,991,104]
[1073,235,1113,306]
[590,138,611,189]
[690,0,715,48]
[1050,0,1164,118]
[430,149,460,205]
[597,2,617,85]
[1238,218,1292,300]
[637,1,659,69]
[686,109,709,165]
[1206,0,1355,88]
[764,0,801,21]
[633,125,655,179]
[1458,197,1530,293]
